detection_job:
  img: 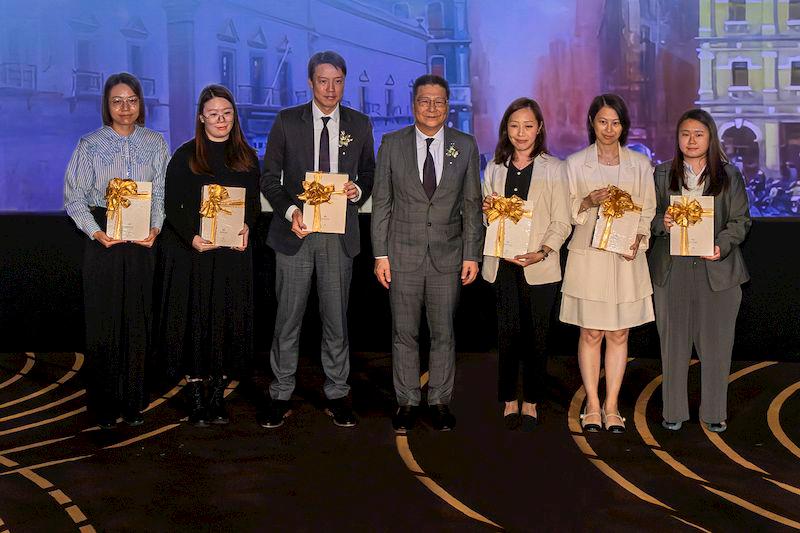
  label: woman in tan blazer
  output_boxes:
[560,94,656,433]
[481,98,571,431]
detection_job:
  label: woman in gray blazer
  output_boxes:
[649,108,751,433]
[481,98,571,431]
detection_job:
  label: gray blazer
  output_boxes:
[648,161,751,291]
[371,125,484,273]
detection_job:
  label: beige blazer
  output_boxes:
[561,144,656,303]
[481,153,571,285]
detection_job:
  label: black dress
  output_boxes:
[157,138,260,379]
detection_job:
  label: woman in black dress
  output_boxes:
[158,84,260,426]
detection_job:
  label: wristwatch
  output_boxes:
[537,248,549,259]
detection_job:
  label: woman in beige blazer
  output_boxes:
[560,94,656,433]
[481,98,571,431]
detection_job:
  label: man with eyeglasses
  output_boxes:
[371,74,484,432]
[260,50,375,429]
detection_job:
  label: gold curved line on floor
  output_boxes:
[0,407,86,438]
[393,371,503,529]
[765,478,800,496]
[0,435,75,456]
[635,363,800,528]
[103,423,183,450]
[0,455,95,478]
[0,353,35,391]
[567,362,675,511]
[0,353,84,410]
[143,379,187,412]
[699,362,776,476]
[767,380,800,462]
[395,435,502,529]
[0,390,85,424]
[670,515,712,532]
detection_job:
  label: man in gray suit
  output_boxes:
[260,51,375,429]
[371,74,484,432]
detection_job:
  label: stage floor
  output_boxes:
[0,351,799,532]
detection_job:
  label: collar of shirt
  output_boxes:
[414,124,444,146]
[100,124,145,147]
[683,161,706,180]
[414,125,445,183]
[312,101,340,125]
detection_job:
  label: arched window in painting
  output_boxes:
[430,56,445,79]
[427,2,444,30]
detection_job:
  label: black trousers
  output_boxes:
[495,261,558,403]
[83,208,154,421]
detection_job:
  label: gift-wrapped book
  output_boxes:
[199,184,246,248]
[299,171,348,234]
[104,178,151,241]
[667,195,714,256]
[482,195,533,259]
[591,185,642,256]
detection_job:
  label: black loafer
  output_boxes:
[429,404,456,431]
[259,400,292,429]
[98,419,117,430]
[325,399,357,428]
[504,412,521,430]
[123,413,144,427]
[520,414,538,432]
[392,405,418,433]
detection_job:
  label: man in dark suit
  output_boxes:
[260,51,375,428]
[371,74,484,432]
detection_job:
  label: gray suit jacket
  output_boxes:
[371,125,484,273]
[648,161,751,291]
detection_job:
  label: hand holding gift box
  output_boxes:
[591,185,642,256]
[667,195,714,256]
[104,177,152,241]
[298,171,348,234]
[482,195,533,259]
[199,184,246,248]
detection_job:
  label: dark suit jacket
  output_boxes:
[648,161,751,291]
[370,125,484,273]
[260,102,375,257]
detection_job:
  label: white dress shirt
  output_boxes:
[681,162,706,197]
[415,125,445,184]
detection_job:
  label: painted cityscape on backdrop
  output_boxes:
[0,0,798,216]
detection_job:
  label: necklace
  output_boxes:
[598,152,619,166]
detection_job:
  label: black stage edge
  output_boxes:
[1,213,798,361]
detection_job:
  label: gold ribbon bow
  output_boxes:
[666,196,714,255]
[199,184,245,244]
[105,178,151,240]
[597,185,642,250]
[485,195,532,257]
[297,172,345,232]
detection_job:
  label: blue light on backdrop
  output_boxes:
[0,0,798,216]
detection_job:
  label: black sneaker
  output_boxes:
[325,399,357,428]
[429,404,456,431]
[259,400,292,429]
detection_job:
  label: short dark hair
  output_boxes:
[307,51,347,80]
[586,93,630,146]
[494,97,548,165]
[412,74,450,100]
[669,108,729,196]
[102,72,145,127]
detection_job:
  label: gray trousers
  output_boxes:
[270,233,352,401]
[654,257,742,424]
[390,254,460,406]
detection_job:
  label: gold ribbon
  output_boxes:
[297,172,345,232]
[105,178,151,240]
[597,185,642,250]
[485,195,532,257]
[666,196,714,255]
[199,184,245,244]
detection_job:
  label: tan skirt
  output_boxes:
[559,293,654,331]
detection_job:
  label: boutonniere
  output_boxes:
[339,131,353,148]
[446,142,459,159]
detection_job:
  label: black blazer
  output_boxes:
[260,102,375,257]
[648,161,751,291]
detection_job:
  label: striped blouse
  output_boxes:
[63,125,169,238]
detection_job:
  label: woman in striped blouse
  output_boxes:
[64,72,169,429]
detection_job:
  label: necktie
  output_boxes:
[319,116,331,172]
[423,137,436,199]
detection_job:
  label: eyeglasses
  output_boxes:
[110,96,139,108]
[415,98,448,110]
[202,110,234,122]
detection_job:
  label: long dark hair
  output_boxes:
[190,84,256,175]
[586,93,630,145]
[493,97,548,165]
[669,108,728,196]
[102,72,145,127]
